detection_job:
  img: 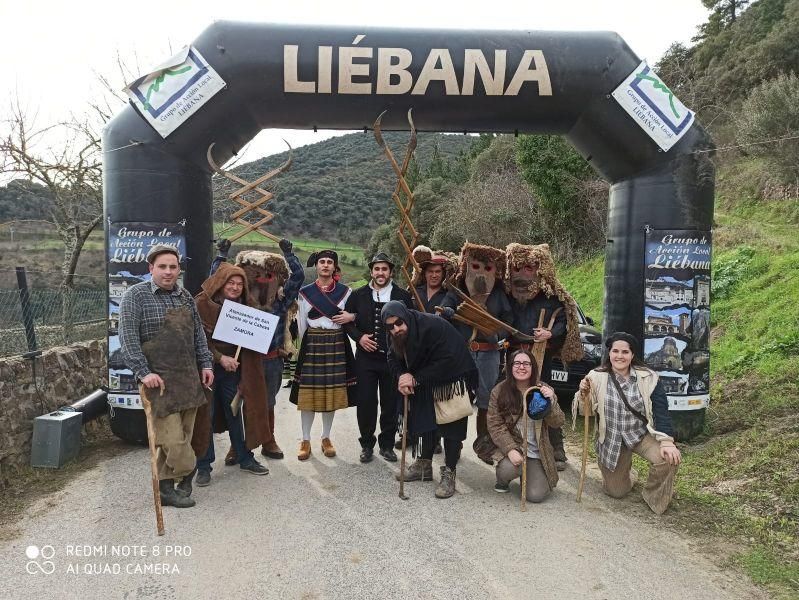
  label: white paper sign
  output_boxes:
[612,61,695,152]
[211,300,279,354]
[124,46,226,138]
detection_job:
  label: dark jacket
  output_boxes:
[414,285,448,314]
[344,283,413,357]
[509,293,567,353]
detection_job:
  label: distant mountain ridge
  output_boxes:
[212,131,473,245]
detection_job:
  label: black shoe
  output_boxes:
[379,447,397,462]
[159,479,196,508]
[195,469,211,487]
[394,437,403,450]
[240,459,269,475]
[433,441,443,455]
[360,447,374,463]
[494,481,510,493]
[175,468,196,497]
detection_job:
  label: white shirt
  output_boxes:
[369,280,394,303]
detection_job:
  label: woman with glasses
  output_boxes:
[486,349,564,502]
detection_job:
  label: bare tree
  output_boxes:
[0,100,103,342]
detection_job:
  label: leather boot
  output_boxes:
[394,458,433,482]
[261,408,284,459]
[175,468,196,497]
[224,447,237,466]
[298,440,312,461]
[435,467,457,499]
[159,479,196,508]
[550,426,568,471]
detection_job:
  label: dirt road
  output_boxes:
[1,387,766,600]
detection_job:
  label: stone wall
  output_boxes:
[0,340,106,474]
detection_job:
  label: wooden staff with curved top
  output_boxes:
[373,109,426,312]
[207,141,293,243]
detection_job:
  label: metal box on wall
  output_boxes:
[30,410,82,468]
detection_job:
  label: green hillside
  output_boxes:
[558,170,799,597]
[213,132,473,246]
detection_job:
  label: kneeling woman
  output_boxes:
[486,350,564,503]
[574,331,681,515]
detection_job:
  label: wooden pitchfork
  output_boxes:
[373,109,426,312]
[207,141,293,243]
[139,383,166,536]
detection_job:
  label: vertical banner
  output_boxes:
[643,229,711,410]
[107,221,186,410]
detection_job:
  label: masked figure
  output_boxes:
[505,243,583,469]
[441,242,513,462]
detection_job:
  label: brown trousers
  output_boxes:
[599,433,677,515]
[153,408,198,480]
[496,457,551,503]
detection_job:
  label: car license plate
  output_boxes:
[550,370,568,382]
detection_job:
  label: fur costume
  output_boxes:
[234,250,298,357]
[454,242,506,305]
[504,243,584,364]
[410,245,456,288]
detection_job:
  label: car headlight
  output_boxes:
[582,343,602,360]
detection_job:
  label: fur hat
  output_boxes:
[454,241,506,288]
[410,245,455,288]
[234,250,289,281]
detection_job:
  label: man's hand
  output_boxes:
[660,444,682,466]
[508,449,524,467]
[141,373,165,390]
[533,328,552,342]
[359,334,378,352]
[331,310,355,325]
[398,373,415,395]
[201,369,214,389]
[279,238,293,254]
[220,355,239,372]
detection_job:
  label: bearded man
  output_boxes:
[505,243,584,470]
[344,253,413,463]
[382,301,478,499]
[441,242,513,462]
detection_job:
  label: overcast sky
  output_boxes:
[0,0,709,165]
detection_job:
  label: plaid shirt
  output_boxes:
[596,372,648,470]
[119,280,213,380]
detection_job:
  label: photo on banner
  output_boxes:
[107,220,186,409]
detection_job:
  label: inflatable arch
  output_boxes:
[104,23,714,430]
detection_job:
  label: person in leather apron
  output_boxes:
[119,245,214,509]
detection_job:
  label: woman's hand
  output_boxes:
[579,378,591,394]
[508,449,524,467]
[539,384,555,400]
[660,444,682,466]
[220,355,239,372]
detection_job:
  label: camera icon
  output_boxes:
[25,545,55,575]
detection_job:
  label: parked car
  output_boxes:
[542,303,602,404]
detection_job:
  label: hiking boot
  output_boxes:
[360,447,374,463]
[321,437,336,458]
[494,480,510,493]
[394,458,433,482]
[435,467,457,499]
[240,459,269,475]
[298,440,312,461]
[379,447,398,463]
[224,448,237,466]
[261,441,284,460]
[175,469,196,497]
[195,469,211,487]
[159,479,196,508]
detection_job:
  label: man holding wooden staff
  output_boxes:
[505,243,584,471]
[119,245,214,509]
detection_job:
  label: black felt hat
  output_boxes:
[368,252,395,270]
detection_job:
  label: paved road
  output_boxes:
[2,386,765,600]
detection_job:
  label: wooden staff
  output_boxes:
[576,383,591,503]
[399,393,410,500]
[521,402,529,512]
[139,385,165,536]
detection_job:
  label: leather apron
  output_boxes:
[141,307,207,419]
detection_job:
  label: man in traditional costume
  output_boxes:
[409,245,453,313]
[290,250,357,460]
[235,239,304,460]
[382,301,478,498]
[344,252,413,463]
[192,263,270,487]
[119,245,213,509]
[441,242,513,463]
[505,242,584,470]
